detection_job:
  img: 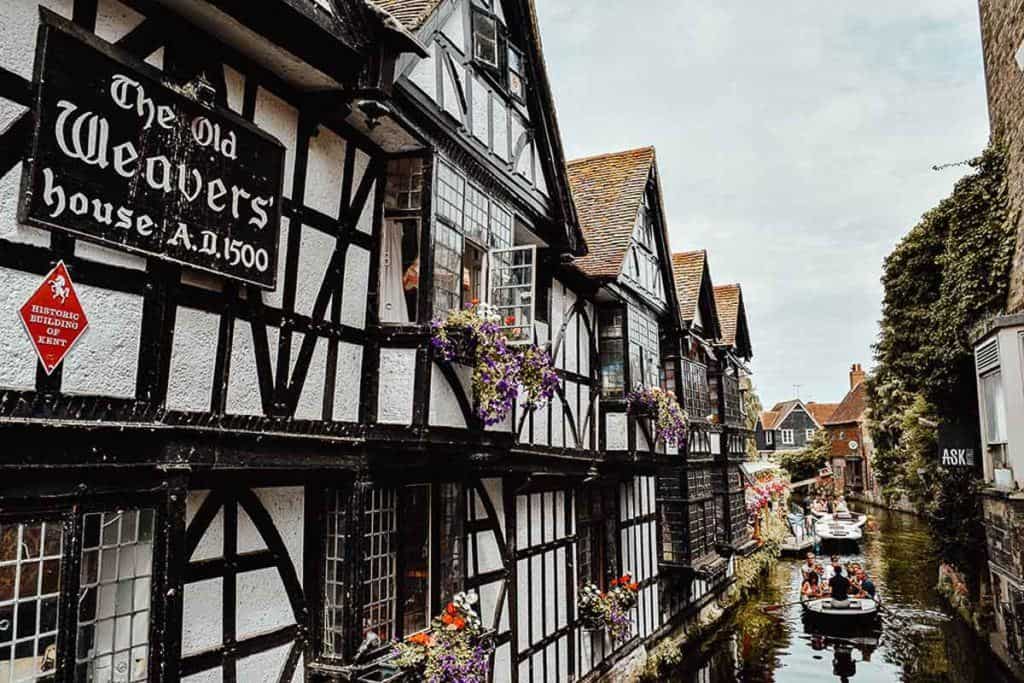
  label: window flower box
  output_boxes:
[626,386,688,447]
[431,303,558,426]
[391,592,494,683]
[576,574,640,644]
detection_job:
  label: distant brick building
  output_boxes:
[823,364,873,494]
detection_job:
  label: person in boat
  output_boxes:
[801,551,818,580]
[836,496,850,513]
[801,570,824,599]
[828,558,852,608]
[854,567,876,599]
[822,554,840,581]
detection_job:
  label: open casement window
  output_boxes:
[471,7,499,70]
[488,245,535,341]
[380,157,426,324]
[1,508,157,683]
[430,159,536,339]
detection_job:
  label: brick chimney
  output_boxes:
[849,363,865,389]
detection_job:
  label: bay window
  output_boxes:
[627,306,660,390]
[599,305,662,396]
[430,159,536,338]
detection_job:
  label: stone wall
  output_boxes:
[979,0,1024,312]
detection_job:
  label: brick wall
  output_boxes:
[979,0,1024,312]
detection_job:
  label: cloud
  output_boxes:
[536,0,990,404]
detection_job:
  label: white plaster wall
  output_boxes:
[305,126,346,219]
[94,0,143,43]
[226,322,280,416]
[166,308,219,412]
[429,363,468,428]
[293,226,335,319]
[0,267,45,390]
[471,78,489,144]
[606,413,627,451]
[333,341,362,422]
[493,103,509,162]
[290,333,326,421]
[236,567,293,638]
[182,578,223,656]
[440,8,465,49]
[236,643,292,683]
[377,348,416,424]
[186,491,222,562]
[254,486,304,584]
[354,151,375,235]
[61,282,143,399]
[74,240,146,271]
[406,43,437,100]
[342,245,370,329]
[224,65,245,115]
[442,61,462,123]
[253,87,298,199]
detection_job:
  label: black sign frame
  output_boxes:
[937,422,978,469]
[19,9,285,289]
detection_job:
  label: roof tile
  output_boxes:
[760,410,782,430]
[826,381,868,425]
[671,250,706,323]
[567,147,655,278]
[370,0,442,30]
[713,284,741,346]
[806,402,840,425]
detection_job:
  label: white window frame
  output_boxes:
[806,428,815,442]
[488,244,536,342]
[781,429,794,445]
[765,430,774,446]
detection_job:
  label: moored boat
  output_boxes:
[815,519,863,542]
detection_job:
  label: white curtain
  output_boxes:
[379,219,408,323]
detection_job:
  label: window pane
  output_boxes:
[436,161,465,229]
[0,520,62,682]
[361,488,398,641]
[982,371,1008,443]
[489,246,535,340]
[322,489,349,658]
[472,11,498,67]
[490,204,513,249]
[464,184,489,245]
[400,486,431,636]
[76,510,153,683]
[433,222,464,318]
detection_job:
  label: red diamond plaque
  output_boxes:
[19,261,89,375]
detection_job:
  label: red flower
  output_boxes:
[453,616,466,630]
[470,298,480,306]
[446,603,458,616]
[505,315,516,325]
[628,582,639,592]
[408,632,433,647]
[610,578,620,587]
[441,613,454,625]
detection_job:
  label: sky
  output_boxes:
[534,1,991,408]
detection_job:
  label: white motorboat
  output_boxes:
[815,519,863,542]
[802,597,879,625]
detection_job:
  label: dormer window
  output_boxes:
[472,8,499,69]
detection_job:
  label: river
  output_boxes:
[664,505,1015,682]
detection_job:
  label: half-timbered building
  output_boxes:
[0,1,757,682]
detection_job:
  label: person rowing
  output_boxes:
[801,570,824,600]
[828,558,852,608]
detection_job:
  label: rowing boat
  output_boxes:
[802,597,879,624]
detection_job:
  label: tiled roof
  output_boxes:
[760,410,782,430]
[567,147,655,278]
[770,399,799,413]
[713,284,741,346]
[806,402,840,426]
[370,0,442,30]
[826,381,868,425]
[671,250,705,323]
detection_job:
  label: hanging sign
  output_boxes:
[19,11,284,288]
[18,261,89,375]
[938,423,977,468]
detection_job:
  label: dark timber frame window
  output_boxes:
[0,503,161,683]
[680,358,710,419]
[381,156,427,324]
[322,482,462,660]
[471,7,499,69]
[598,307,625,397]
[575,484,619,589]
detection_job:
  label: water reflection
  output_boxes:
[669,506,1014,682]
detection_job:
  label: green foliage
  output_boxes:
[778,429,830,481]
[867,145,1014,566]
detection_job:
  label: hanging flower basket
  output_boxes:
[431,303,559,426]
[576,574,639,644]
[626,386,688,447]
[391,591,493,682]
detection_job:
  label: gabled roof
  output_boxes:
[759,410,782,430]
[567,147,656,278]
[671,250,722,339]
[768,399,824,429]
[826,381,868,425]
[713,283,752,359]
[806,402,840,426]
